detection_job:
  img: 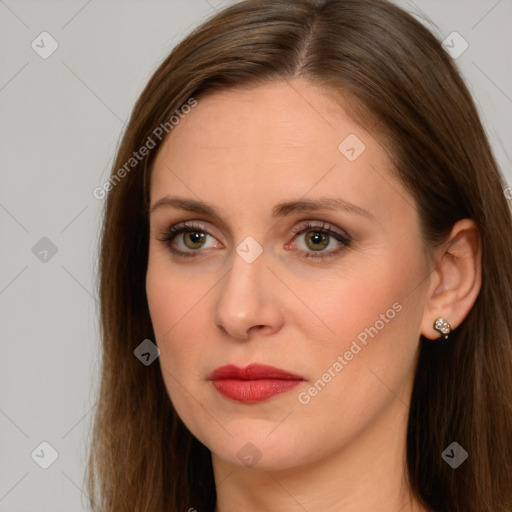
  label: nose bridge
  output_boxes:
[213,243,283,339]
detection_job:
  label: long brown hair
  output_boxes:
[86,1,512,510]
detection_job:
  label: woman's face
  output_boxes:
[146,79,432,470]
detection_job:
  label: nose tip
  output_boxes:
[213,257,284,341]
[218,316,267,341]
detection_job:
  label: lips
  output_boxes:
[209,364,303,381]
[209,364,304,403]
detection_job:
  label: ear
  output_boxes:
[421,218,482,340]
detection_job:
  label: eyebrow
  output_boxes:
[150,196,374,220]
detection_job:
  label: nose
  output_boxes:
[213,249,285,341]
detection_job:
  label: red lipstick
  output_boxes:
[209,364,304,403]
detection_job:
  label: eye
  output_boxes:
[288,221,352,259]
[157,220,352,259]
[156,222,220,258]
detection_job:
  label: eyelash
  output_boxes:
[157,221,352,260]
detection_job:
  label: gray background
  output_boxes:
[0,1,510,510]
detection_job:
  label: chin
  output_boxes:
[214,441,303,471]
[198,423,324,472]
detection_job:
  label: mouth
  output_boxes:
[208,364,304,403]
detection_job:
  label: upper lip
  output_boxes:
[209,364,304,381]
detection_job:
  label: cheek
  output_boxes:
[146,258,203,374]
[303,243,426,401]
[146,240,209,337]
[291,257,413,357]
[147,279,194,424]
[146,258,220,441]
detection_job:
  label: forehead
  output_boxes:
[155,80,365,163]
[150,80,413,224]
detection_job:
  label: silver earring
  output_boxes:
[433,317,452,340]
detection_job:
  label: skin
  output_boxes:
[146,79,481,512]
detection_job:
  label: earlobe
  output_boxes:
[420,219,482,341]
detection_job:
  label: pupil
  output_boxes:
[186,232,205,247]
[307,232,328,251]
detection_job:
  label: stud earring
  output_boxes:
[433,317,452,340]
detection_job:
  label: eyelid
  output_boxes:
[290,220,349,239]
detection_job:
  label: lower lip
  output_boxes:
[212,379,302,403]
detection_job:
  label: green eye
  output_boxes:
[290,221,351,259]
[304,231,330,251]
[158,220,351,260]
[182,231,207,249]
[157,222,215,257]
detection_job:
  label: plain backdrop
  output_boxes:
[0,0,511,510]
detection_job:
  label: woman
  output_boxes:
[87,0,512,511]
